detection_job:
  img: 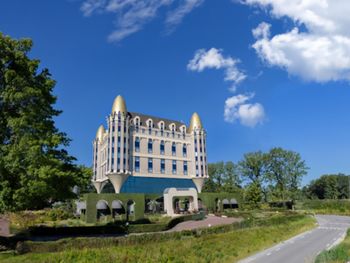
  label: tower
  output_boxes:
[189,112,208,193]
[106,95,131,193]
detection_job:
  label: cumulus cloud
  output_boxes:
[80,0,203,42]
[243,0,350,82]
[188,48,265,127]
[187,48,247,91]
[224,93,265,127]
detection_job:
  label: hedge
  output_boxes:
[20,213,307,254]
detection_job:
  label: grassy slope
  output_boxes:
[315,229,350,263]
[0,215,316,263]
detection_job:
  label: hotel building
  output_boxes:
[92,95,208,194]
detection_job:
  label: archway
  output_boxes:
[163,188,198,216]
[222,199,230,209]
[230,198,239,209]
[96,200,111,220]
[111,200,125,219]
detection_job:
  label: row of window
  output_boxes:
[135,137,187,156]
[134,157,188,175]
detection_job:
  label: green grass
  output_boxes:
[315,229,350,263]
[0,214,316,263]
[297,199,350,216]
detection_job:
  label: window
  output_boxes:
[184,161,188,175]
[172,142,176,156]
[160,140,165,155]
[135,156,140,172]
[183,144,187,157]
[135,137,140,152]
[161,159,165,174]
[160,123,164,136]
[148,158,153,173]
[148,139,153,153]
[148,120,153,135]
[172,160,177,174]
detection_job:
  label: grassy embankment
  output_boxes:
[315,228,350,263]
[297,199,350,216]
[0,213,316,263]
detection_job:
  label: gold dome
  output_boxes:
[96,125,105,141]
[111,95,127,114]
[189,112,203,133]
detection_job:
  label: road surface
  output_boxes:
[239,215,350,263]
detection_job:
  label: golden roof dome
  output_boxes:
[96,125,105,141]
[111,95,127,114]
[189,112,203,133]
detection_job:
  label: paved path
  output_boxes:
[239,215,350,263]
[168,215,242,232]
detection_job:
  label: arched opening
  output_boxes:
[146,199,160,214]
[76,201,86,216]
[173,198,180,214]
[230,198,239,209]
[222,199,230,210]
[111,200,125,219]
[156,196,164,212]
[96,200,111,220]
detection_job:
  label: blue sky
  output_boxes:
[1,0,350,185]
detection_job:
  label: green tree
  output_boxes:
[0,33,89,212]
[238,151,267,184]
[244,182,262,208]
[265,148,308,201]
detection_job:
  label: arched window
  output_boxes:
[135,137,140,152]
[134,117,140,132]
[147,119,153,135]
[160,140,165,155]
[158,121,165,136]
[148,138,153,153]
[182,144,187,157]
[171,124,176,138]
[172,142,176,156]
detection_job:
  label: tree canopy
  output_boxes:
[0,33,91,212]
[203,147,308,203]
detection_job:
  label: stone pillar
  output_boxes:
[92,180,108,194]
[107,173,129,193]
[192,177,206,193]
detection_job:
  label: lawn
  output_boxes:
[0,213,316,263]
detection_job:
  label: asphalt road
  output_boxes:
[239,215,350,263]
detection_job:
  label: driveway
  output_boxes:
[239,215,350,263]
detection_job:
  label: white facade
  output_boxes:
[92,95,208,193]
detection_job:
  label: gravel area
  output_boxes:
[168,215,242,232]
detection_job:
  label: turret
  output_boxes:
[107,95,131,193]
[189,112,208,193]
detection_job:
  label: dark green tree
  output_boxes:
[244,182,262,208]
[0,33,90,211]
[265,148,308,201]
[238,151,267,184]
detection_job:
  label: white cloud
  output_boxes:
[187,48,247,90]
[165,0,204,32]
[224,93,265,127]
[243,0,350,82]
[80,0,203,42]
